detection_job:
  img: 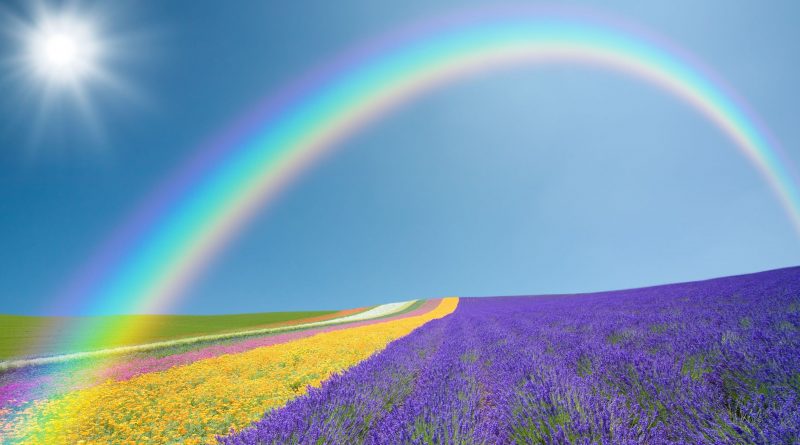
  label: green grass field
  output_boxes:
[0,310,336,360]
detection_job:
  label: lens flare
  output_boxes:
[25,12,102,85]
[1,1,144,144]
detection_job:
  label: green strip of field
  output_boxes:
[372,298,426,320]
[0,310,335,360]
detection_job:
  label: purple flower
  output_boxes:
[219,266,800,444]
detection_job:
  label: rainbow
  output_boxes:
[46,7,799,352]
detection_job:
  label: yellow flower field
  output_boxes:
[8,298,458,444]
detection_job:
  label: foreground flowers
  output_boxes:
[4,298,458,444]
[0,301,419,408]
[219,267,800,444]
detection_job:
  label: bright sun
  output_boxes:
[18,7,107,89]
[3,2,139,143]
[29,21,99,84]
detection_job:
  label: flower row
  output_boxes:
[220,267,800,444]
[2,298,458,444]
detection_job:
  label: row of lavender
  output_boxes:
[219,267,800,444]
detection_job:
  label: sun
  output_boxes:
[2,1,141,144]
[26,14,102,85]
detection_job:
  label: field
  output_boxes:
[0,299,452,443]
[0,310,342,360]
[1,268,799,444]
[219,267,800,444]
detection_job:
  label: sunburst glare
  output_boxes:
[26,12,102,85]
[2,1,143,147]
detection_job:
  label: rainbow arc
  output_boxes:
[46,8,800,356]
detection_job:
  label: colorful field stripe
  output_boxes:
[99,299,439,383]
[0,301,413,371]
[0,300,439,409]
[2,298,458,444]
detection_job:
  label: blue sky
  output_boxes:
[1,0,799,315]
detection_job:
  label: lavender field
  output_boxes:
[219,267,800,444]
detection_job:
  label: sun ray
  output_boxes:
[1,0,144,149]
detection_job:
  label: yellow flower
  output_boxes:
[10,298,458,444]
